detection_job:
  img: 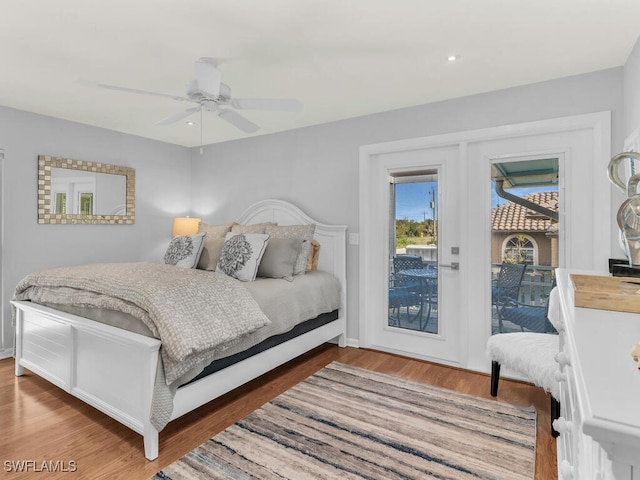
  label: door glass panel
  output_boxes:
[79,192,94,215]
[388,173,438,334]
[54,192,67,214]
[490,158,559,334]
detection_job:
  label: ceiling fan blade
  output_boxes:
[230,98,302,112]
[195,57,222,98]
[155,107,200,126]
[217,109,259,133]
[98,83,190,102]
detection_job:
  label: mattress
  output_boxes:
[185,309,338,385]
[39,269,341,369]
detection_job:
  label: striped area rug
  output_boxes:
[152,362,536,480]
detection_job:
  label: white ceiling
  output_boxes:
[2,0,640,147]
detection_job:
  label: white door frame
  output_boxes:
[0,149,8,359]
[359,111,611,371]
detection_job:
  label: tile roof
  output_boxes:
[491,191,558,232]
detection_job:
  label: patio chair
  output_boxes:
[391,255,438,330]
[393,254,424,272]
[492,262,527,305]
[389,255,424,325]
[497,280,557,334]
[492,262,527,331]
[417,269,438,331]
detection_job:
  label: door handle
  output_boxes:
[438,262,459,270]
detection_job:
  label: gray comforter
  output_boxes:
[13,262,271,386]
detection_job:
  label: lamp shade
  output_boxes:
[172,217,201,236]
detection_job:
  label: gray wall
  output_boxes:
[0,64,632,352]
[0,106,191,353]
[191,67,625,342]
[624,36,640,140]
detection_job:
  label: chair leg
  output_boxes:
[420,300,431,331]
[406,298,422,326]
[550,396,561,438]
[490,361,500,396]
[495,305,504,333]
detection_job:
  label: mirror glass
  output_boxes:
[38,155,135,224]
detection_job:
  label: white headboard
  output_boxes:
[236,199,347,319]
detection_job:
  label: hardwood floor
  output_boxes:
[0,345,557,479]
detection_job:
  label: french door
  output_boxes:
[361,144,463,365]
[359,112,611,372]
[0,149,5,357]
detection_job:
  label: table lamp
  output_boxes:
[172,217,201,236]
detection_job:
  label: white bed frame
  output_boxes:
[11,199,347,460]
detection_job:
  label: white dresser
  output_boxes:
[555,269,640,480]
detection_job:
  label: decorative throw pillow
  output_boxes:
[197,237,227,271]
[217,233,269,282]
[257,237,303,281]
[231,222,276,234]
[199,222,232,238]
[197,223,232,271]
[306,240,321,272]
[164,232,206,269]
[264,224,316,275]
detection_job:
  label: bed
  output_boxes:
[11,199,347,460]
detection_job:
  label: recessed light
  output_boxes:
[186,121,195,126]
[447,54,460,62]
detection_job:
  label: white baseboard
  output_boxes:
[0,348,14,360]
[345,337,360,348]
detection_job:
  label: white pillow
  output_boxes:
[164,232,206,269]
[217,233,269,282]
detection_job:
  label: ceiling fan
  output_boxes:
[98,57,302,133]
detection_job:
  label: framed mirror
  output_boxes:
[38,155,135,224]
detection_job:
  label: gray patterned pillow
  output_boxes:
[216,233,270,282]
[264,224,316,275]
[164,232,206,269]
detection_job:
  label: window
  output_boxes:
[502,234,537,265]
[79,192,94,215]
[54,192,67,214]
[388,172,439,333]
